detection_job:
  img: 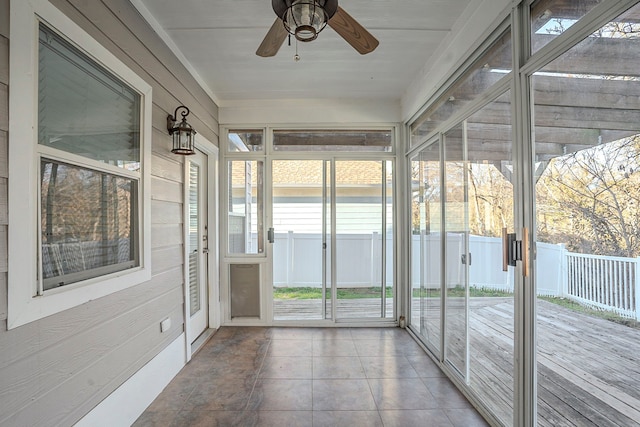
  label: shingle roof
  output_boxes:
[231,160,390,186]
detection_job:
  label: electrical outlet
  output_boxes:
[160,318,171,333]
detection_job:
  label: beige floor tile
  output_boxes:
[248,379,313,411]
[134,327,486,426]
[313,356,366,379]
[312,379,377,411]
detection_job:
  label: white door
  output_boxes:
[188,149,209,341]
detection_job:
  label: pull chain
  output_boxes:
[294,38,300,62]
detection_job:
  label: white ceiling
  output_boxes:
[135,0,474,103]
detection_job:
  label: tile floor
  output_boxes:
[134,327,489,427]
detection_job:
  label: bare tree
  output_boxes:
[536,136,640,257]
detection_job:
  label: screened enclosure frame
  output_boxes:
[404,0,640,426]
[220,124,401,326]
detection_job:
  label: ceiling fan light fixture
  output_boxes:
[282,0,332,42]
[258,0,377,57]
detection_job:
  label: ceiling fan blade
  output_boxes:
[256,18,288,57]
[328,6,379,55]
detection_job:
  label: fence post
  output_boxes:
[287,231,294,286]
[560,244,568,298]
[635,257,640,321]
[371,232,379,287]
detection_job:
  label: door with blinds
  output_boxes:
[188,149,209,341]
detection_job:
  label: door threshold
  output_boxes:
[191,328,216,356]
[271,319,398,328]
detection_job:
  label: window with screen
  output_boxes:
[8,0,152,329]
[37,23,142,289]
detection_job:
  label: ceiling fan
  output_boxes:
[256,0,379,57]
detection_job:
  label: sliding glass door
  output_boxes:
[271,158,394,322]
[411,92,517,426]
[410,141,442,354]
[408,21,516,423]
[271,160,329,321]
[464,92,515,425]
[335,160,394,319]
[443,124,470,379]
[531,2,640,425]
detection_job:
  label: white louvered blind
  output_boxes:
[38,24,141,171]
[189,163,201,315]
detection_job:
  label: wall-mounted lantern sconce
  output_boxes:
[167,105,196,155]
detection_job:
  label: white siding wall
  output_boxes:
[0,0,218,425]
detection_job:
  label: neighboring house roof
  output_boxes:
[231,159,391,187]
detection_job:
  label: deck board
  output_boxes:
[274,296,640,426]
[469,298,640,427]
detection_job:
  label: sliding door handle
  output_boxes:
[502,228,511,272]
[267,227,275,244]
[461,253,472,265]
[502,227,529,277]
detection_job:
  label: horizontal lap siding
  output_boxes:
[0,0,219,425]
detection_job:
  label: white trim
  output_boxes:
[128,0,221,107]
[201,142,221,331]
[73,334,186,427]
[182,153,192,358]
[183,136,220,361]
[8,0,152,328]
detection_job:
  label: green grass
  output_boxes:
[274,285,513,300]
[538,296,640,329]
[274,286,393,300]
[411,286,514,298]
[275,287,638,328]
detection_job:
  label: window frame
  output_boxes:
[8,0,152,329]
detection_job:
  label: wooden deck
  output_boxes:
[457,297,640,427]
[275,297,640,426]
[274,297,394,320]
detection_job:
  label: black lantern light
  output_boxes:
[167,105,196,155]
[273,0,338,42]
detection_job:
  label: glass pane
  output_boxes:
[533,3,640,425]
[410,141,442,353]
[273,129,392,152]
[385,160,394,319]
[335,160,393,319]
[228,160,263,254]
[228,130,264,152]
[411,29,511,146]
[530,0,602,54]
[324,160,333,320]
[41,159,137,290]
[443,125,468,379]
[466,91,514,426]
[189,163,200,316]
[272,160,327,321]
[38,24,140,171]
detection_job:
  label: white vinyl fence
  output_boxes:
[564,252,640,319]
[410,234,640,320]
[272,231,393,288]
[270,231,640,320]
